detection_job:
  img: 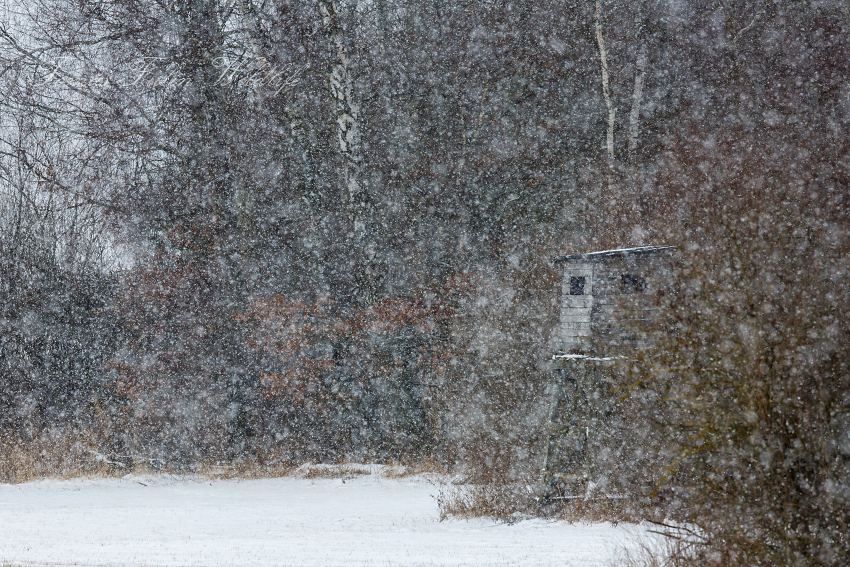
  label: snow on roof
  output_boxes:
[553,245,675,263]
[552,354,619,362]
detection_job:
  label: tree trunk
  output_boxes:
[627,45,646,169]
[318,0,378,303]
[628,5,648,209]
[594,0,617,197]
[318,0,369,243]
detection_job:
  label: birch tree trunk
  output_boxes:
[627,45,647,169]
[627,5,648,201]
[594,0,617,197]
[318,0,370,245]
[318,0,379,303]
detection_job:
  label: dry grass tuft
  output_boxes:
[301,464,371,479]
[0,437,449,486]
[436,476,647,524]
[548,496,639,524]
[437,484,536,522]
[382,456,448,479]
[196,462,296,480]
[0,435,120,484]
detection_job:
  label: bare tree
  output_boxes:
[318,0,378,303]
[594,0,617,198]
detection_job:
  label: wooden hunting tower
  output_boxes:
[540,245,676,498]
[552,245,676,356]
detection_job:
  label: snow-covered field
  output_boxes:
[0,470,652,567]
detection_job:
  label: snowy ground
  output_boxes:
[0,469,653,567]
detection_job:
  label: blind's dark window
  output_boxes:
[621,273,647,294]
[569,276,586,295]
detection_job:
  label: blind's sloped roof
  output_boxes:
[553,245,675,264]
